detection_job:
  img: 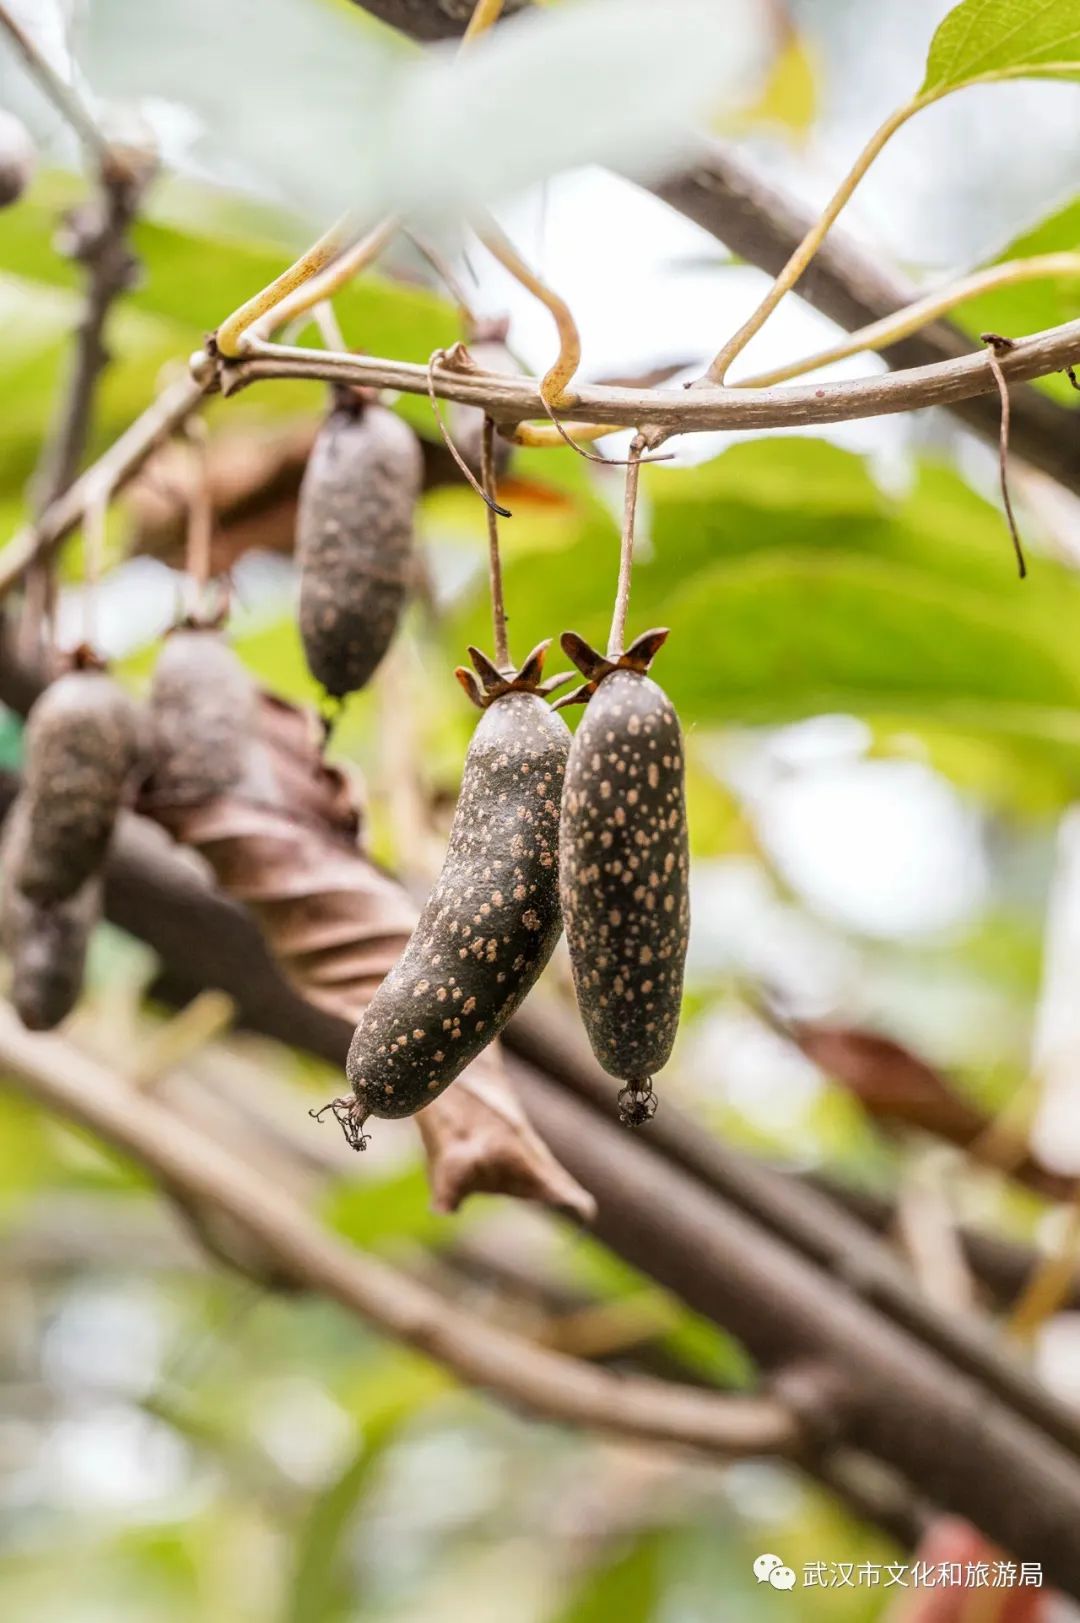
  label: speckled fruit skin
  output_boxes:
[1,798,101,1031]
[559,636,689,1090]
[16,671,144,906]
[296,400,423,698]
[147,628,255,805]
[347,660,569,1122]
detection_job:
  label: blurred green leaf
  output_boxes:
[321,1164,456,1252]
[552,1533,664,1623]
[949,192,1080,398]
[451,438,1080,782]
[285,1363,446,1623]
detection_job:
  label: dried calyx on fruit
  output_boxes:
[330,641,570,1147]
[557,627,689,1126]
[144,624,256,806]
[15,662,145,907]
[296,392,423,701]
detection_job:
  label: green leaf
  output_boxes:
[284,1364,446,1623]
[921,0,1080,92]
[551,1535,665,1623]
[950,194,1080,397]
[449,438,1080,783]
[321,1165,456,1252]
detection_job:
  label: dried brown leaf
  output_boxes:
[787,1019,1070,1203]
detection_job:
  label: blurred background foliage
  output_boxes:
[1,0,1080,1617]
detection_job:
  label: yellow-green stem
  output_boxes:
[476,211,581,409]
[463,0,506,42]
[736,252,1080,389]
[702,92,938,386]
[214,216,356,359]
[249,216,400,342]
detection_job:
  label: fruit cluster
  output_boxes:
[2,390,689,1136]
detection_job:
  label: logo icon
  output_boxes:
[754,1553,798,1591]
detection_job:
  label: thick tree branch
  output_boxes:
[0,1002,803,1462]
[3,651,1080,1579]
[5,783,1080,1587]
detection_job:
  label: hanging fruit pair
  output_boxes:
[295,391,423,701]
[557,627,690,1124]
[337,642,569,1144]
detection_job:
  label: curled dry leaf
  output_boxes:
[140,685,594,1221]
[783,1016,1069,1202]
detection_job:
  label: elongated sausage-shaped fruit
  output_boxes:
[146,627,256,805]
[16,670,145,906]
[336,642,570,1144]
[1,798,101,1031]
[296,398,423,698]
[557,628,689,1125]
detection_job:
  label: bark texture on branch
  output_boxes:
[223,316,1080,438]
[0,1002,801,1462]
[2,773,1080,1590]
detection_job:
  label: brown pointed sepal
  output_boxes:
[453,638,573,710]
[553,627,669,708]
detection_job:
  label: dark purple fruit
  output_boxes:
[146,627,256,805]
[16,671,144,906]
[296,398,423,698]
[558,629,689,1123]
[341,642,569,1134]
[0,110,34,208]
[1,798,101,1031]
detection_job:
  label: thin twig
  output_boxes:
[426,349,511,516]
[0,1005,804,1462]
[0,2,108,163]
[183,421,214,606]
[214,215,358,359]
[81,482,109,650]
[608,434,645,658]
[736,252,1080,391]
[476,210,581,408]
[699,93,938,385]
[404,228,478,330]
[981,333,1026,580]
[481,416,509,666]
[31,164,148,516]
[0,372,208,602]
[13,313,1080,607]
[228,314,1080,436]
[247,215,400,344]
